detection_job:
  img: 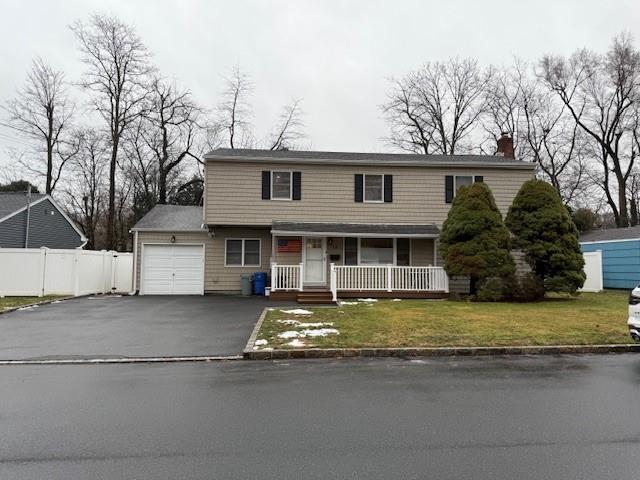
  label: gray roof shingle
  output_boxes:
[271,221,440,237]
[0,192,47,221]
[580,226,640,243]
[131,205,204,232]
[205,148,533,169]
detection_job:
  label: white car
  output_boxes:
[628,285,640,341]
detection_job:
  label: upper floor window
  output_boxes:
[271,171,292,200]
[445,175,483,204]
[355,174,393,203]
[262,171,301,201]
[364,174,384,202]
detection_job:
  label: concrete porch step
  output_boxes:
[296,290,335,304]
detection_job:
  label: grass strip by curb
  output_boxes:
[0,295,77,315]
[245,344,640,360]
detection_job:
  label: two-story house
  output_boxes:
[131,135,534,301]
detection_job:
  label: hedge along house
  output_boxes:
[0,192,87,249]
[580,226,640,289]
[131,137,535,302]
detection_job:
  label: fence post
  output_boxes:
[298,262,304,291]
[38,247,48,297]
[387,265,392,292]
[73,248,81,297]
[110,251,117,293]
[330,263,337,302]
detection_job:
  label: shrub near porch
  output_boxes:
[257,291,630,349]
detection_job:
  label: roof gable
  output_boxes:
[132,205,204,231]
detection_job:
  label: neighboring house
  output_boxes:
[0,192,87,249]
[580,227,640,289]
[131,136,535,300]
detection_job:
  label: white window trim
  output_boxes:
[453,174,475,193]
[363,174,384,203]
[271,170,293,201]
[224,238,262,267]
[357,237,397,265]
[342,237,415,266]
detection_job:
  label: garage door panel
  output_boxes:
[142,244,204,295]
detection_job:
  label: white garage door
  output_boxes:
[141,244,204,295]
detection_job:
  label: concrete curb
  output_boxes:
[244,344,640,360]
[0,295,77,315]
[244,309,640,359]
[0,355,244,365]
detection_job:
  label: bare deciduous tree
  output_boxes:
[268,99,305,150]
[540,33,640,226]
[64,129,107,249]
[71,13,153,249]
[382,58,492,154]
[217,67,253,149]
[141,76,202,204]
[2,57,76,194]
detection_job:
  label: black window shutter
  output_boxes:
[474,175,484,183]
[261,171,271,200]
[354,174,363,202]
[384,175,393,203]
[445,175,454,204]
[292,172,302,200]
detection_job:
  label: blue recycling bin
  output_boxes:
[253,272,267,295]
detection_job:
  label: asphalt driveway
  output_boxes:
[0,295,279,360]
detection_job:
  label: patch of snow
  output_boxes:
[277,319,301,325]
[339,301,360,305]
[392,298,402,302]
[51,300,64,304]
[254,339,268,346]
[301,328,339,337]
[278,331,303,339]
[277,319,333,328]
[262,347,273,351]
[357,298,378,302]
[280,308,314,315]
[287,339,306,347]
[17,305,39,311]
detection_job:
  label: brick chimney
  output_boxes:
[496,132,514,159]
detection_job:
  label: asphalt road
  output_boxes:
[1,354,640,479]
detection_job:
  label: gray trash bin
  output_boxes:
[241,274,252,296]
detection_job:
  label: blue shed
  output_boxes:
[580,227,640,289]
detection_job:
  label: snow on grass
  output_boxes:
[278,331,303,339]
[392,298,402,302]
[339,301,360,305]
[357,298,378,302]
[254,339,268,346]
[287,339,306,347]
[302,328,339,337]
[280,308,314,315]
[277,319,333,327]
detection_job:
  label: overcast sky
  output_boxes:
[1,0,639,170]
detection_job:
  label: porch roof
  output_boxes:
[271,221,440,238]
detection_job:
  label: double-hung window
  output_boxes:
[364,174,384,203]
[271,171,292,200]
[454,175,474,192]
[225,239,261,267]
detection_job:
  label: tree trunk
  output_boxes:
[106,138,118,250]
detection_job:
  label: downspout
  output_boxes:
[24,186,32,248]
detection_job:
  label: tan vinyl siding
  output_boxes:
[205,161,533,226]
[136,227,272,293]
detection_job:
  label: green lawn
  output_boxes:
[257,291,631,349]
[0,296,63,312]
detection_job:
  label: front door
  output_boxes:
[304,237,325,284]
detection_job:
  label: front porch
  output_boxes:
[268,221,448,303]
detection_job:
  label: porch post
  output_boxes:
[298,262,304,291]
[330,263,337,302]
[271,262,277,292]
[386,264,392,292]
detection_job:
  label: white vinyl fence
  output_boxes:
[580,250,603,293]
[0,248,133,297]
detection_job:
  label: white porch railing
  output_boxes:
[330,264,448,301]
[271,263,304,292]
